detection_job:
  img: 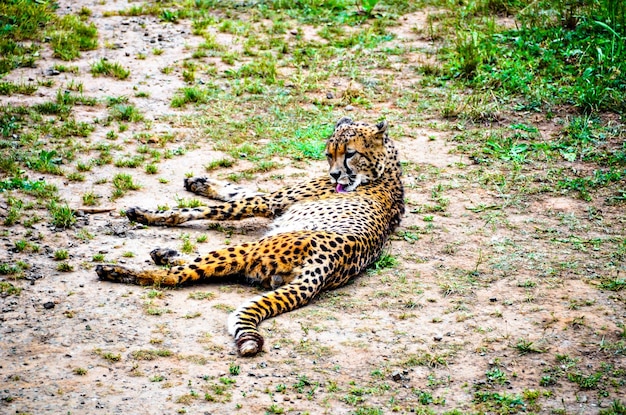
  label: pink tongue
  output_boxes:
[336,184,346,193]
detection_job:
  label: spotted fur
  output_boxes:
[95,118,405,356]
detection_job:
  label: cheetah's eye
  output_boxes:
[345,149,357,158]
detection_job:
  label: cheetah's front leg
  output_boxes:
[184,177,263,201]
[125,196,274,226]
[124,178,268,226]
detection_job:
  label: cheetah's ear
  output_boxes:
[375,120,388,133]
[335,117,353,129]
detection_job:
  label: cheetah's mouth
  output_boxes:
[336,183,347,193]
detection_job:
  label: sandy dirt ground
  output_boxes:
[1,1,625,414]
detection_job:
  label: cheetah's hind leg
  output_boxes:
[184,177,263,202]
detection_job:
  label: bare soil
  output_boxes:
[1,1,624,414]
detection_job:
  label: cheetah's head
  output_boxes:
[325,117,389,192]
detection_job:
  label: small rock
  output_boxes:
[43,301,55,310]
[391,371,402,382]
[326,92,334,99]
[434,335,443,342]
[345,105,355,111]
[489,297,498,302]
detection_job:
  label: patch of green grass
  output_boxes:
[171,86,213,108]
[109,104,143,122]
[111,173,141,200]
[0,0,54,74]
[4,205,21,226]
[0,80,38,95]
[112,173,141,191]
[3,196,23,226]
[188,291,215,300]
[0,262,25,278]
[95,350,121,362]
[567,371,604,390]
[49,14,98,60]
[372,253,399,271]
[484,367,508,386]
[333,27,395,49]
[27,150,63,175]
[145,163,158,174]
[472,391,525,414]
[558,169,626,202]
[48,202,76,228]
[92,253,105,262]
[131,349,172,360]
[511,328,542,350]
[0,177,48,193]
[402,351,451,368]
[53,63,79,73]
[600,400,626,415]
[54,249,69,261]
[90,58,130,80]
[67,172,85,182]
[56,262,74,272]
[56,90,97,106]
[229,362,240,376]
[114,155,144,168]
[205,158,235,171]
[439,1,626,114]
[175,197,204,208]
[180,234,196,254]
[266,123,332,161]
[359,0,381,15]
[230,54,278,84]
[600,276,626,291]
[0,281,21,296]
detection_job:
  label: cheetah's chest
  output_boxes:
[265,197,379,237]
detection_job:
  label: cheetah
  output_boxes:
[95,117,405,356]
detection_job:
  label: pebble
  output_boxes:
[43,301,55,310]
[434,335,443,341]
[345,105,355,111]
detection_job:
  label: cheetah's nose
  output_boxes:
[329,170,341,180]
